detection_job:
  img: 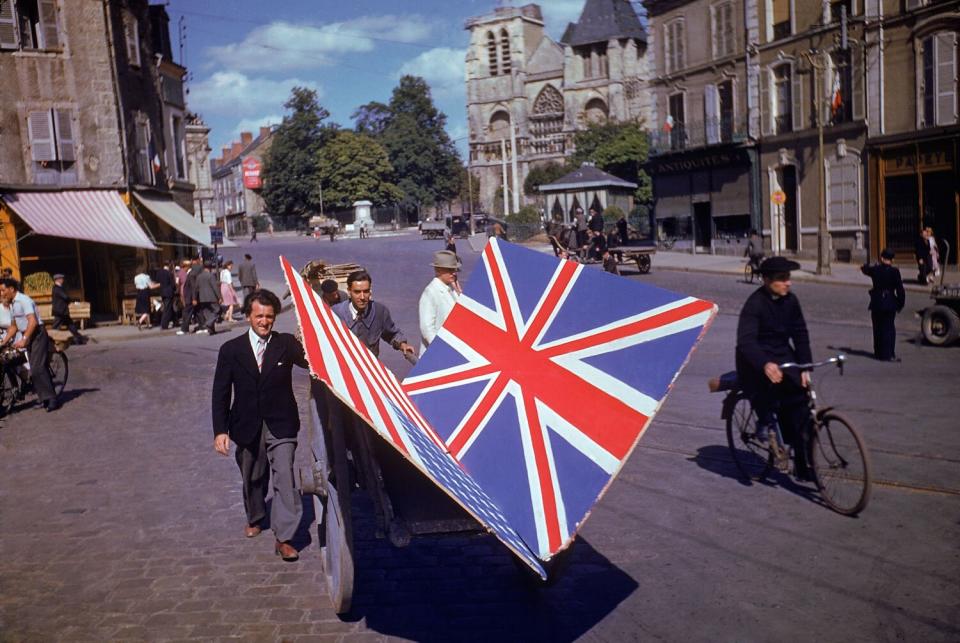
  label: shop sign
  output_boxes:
[883,144,954,175]
[242,157,262,189]
[648,149,750,174]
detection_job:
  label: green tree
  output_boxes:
[378,76,462,215]
[570,120,652,204]
[316,131,403,208]
[352,101,391,137]
[523,161,570,197]
[262,87,338,218]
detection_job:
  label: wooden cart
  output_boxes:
[611,242,656,274]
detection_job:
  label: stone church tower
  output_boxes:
[465,1,651,214]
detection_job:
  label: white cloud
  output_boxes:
[208,16,433,72]
[189,71,322,118]
[398,47,466,99]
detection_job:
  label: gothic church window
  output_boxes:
[486,31,498,76]
[500,28,511,74]
[531,85,564,156]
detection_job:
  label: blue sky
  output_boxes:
[165,0,588,160]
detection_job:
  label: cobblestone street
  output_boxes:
[1,232,958,642]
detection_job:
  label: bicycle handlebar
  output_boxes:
[778,354,846,372]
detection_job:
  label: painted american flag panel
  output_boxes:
[280,257,547,578]
[403,239,717,559]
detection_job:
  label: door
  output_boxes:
[884,174,919,254]
[781,166,798,252]
[922,171,958,265]
[694,202,712,250]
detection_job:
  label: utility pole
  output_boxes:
[467,168,475,234]
[500,139,509,218]
[510,124,520,214]
[805,49,831,275]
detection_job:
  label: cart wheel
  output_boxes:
[320,483,354,614]
[636,254,652,274]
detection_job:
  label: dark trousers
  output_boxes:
[749,378,812,473]
[871,310,897,360]
[159,296,175,330]
[917,261,929,284]
[235,424,302,542]
[200,302,218,331]
[51,313,82,339]
[27,331,56,404]
[180,301,195,332]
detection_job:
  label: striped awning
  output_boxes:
[133,193,235,248]
[1,190,156,249]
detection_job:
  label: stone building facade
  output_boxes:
[186,113,214,224]
[0,0,199,316]
[464,1,651,215]
[211,127,273,239]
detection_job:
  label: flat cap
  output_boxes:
[758,256,801,274]
[52,273,65,280]
[880,248,896,260]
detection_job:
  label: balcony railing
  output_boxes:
[649,114,749,156]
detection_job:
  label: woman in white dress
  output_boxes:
[926,227,940,282]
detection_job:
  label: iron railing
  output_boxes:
[649,114,749,155]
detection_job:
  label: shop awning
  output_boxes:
[1,190,156,249]
[133,193,235,248]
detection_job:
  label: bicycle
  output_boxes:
[710,355,872,516]
[743,255,763,283]
[658,236,677,251]
[0,338,69,416]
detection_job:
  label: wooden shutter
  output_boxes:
[852,45,865,121]
[125,13,140,67]
[677,21,685,70]
[792,64,804,130]
[704,83,719,144]
[28,111,56,161]
[54,109,74,161]
[724,4,735,56]
[936,32,957,126]
[38,0,59,49]
[0,0,19,49]
[760,68,772,135]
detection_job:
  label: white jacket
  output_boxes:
[418,277,459,355]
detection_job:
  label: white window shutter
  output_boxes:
[38,0,59,49]
[724,4,735,55]
[0,0,19,49]
[852,46,865,121]
[28,111,56,162]
[936,32,957,126]
[760,68,772,135]
[125,14,140,67]
[792,65,804,130]
[704,84,719,144]
[54,110,75,162]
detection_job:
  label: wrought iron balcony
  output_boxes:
[649,114,749,156]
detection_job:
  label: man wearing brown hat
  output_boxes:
[860,248,905,361]
[418,250,461,355]
[736,256,813,474]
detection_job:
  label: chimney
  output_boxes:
[231,142,243,158]
[240,131,253,146]
[259,126,271,139]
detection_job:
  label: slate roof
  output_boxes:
[539,164,638,191]
[560,0,647,48]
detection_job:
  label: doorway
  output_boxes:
[922,171,958,263]
[694,202,712,251]
[884,174,919,253]
[781,165,798,252]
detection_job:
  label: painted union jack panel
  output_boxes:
[280,257,547,578]
[404,239,717,560]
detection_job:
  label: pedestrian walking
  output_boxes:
[267,221,274,237]
[616,214,629,245]
[220,260,239,322]
[915,228,931,284]
[328,225,336,243]
[238,254,259,300]
[926,227,941,283]
[444,229,457,255]
[134,267,159,330]
[178,257,203,335]
[50,274,87,343]
[0,278,59,411]
[211,289,309,561]
[332,270,415,359]
[195,261,222,335]
[250,226,258,243]
[861,248,905,361]
[418,250,461,355]
[155,262,176,330]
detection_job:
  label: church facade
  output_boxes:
[464,1,651,217]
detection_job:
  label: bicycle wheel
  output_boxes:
[48,351,68,399]
[743,263,754,283]
[810,412,872,516]
[726,393,773,480]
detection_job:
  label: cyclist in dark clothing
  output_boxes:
[736,256,812,474]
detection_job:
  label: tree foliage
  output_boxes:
[316,131,402,209]
[376,76,462,213]
[523,161,569,196]
[570,120,652,204]
[262,87,338,218]
[507,205,541,225]
[352,101,391,138]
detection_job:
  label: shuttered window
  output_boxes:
[124,11,140,67]
[664,19,685,74]
[711,2,735,59]
[1,0,60,50]
[827,153,861,229]
[27,108,77,184]
[0,0,19,49]
[37,0,57,49]
[28,111,56,162]
[920,32,958,127]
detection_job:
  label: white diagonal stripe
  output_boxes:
[535,399,620,474]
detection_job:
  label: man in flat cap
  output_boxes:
[50,273,87,344]
[418,250,461,355]
[860,248,905,361]
[735,256,813,474]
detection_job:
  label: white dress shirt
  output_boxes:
[248,327,271,369]
[418,277,458,355]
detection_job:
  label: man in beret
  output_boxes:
[735,256,813,474]
[860,248,905,361]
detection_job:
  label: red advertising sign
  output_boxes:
[242,157,262,189]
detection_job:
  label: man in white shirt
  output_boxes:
[0,278,59,411]
[418,250,461,355]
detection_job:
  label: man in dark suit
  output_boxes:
[736,256,813,474]
[212,289,309,561]
[50,273,86,343]
[155,262,176,330]
[238,254,259,300]
[861,248,906,361]
[195,261,222,335]
[178,257,203,335]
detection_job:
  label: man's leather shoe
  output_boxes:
[244,523,262,538]
[45,399,61,412]
[275,540,299,562]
